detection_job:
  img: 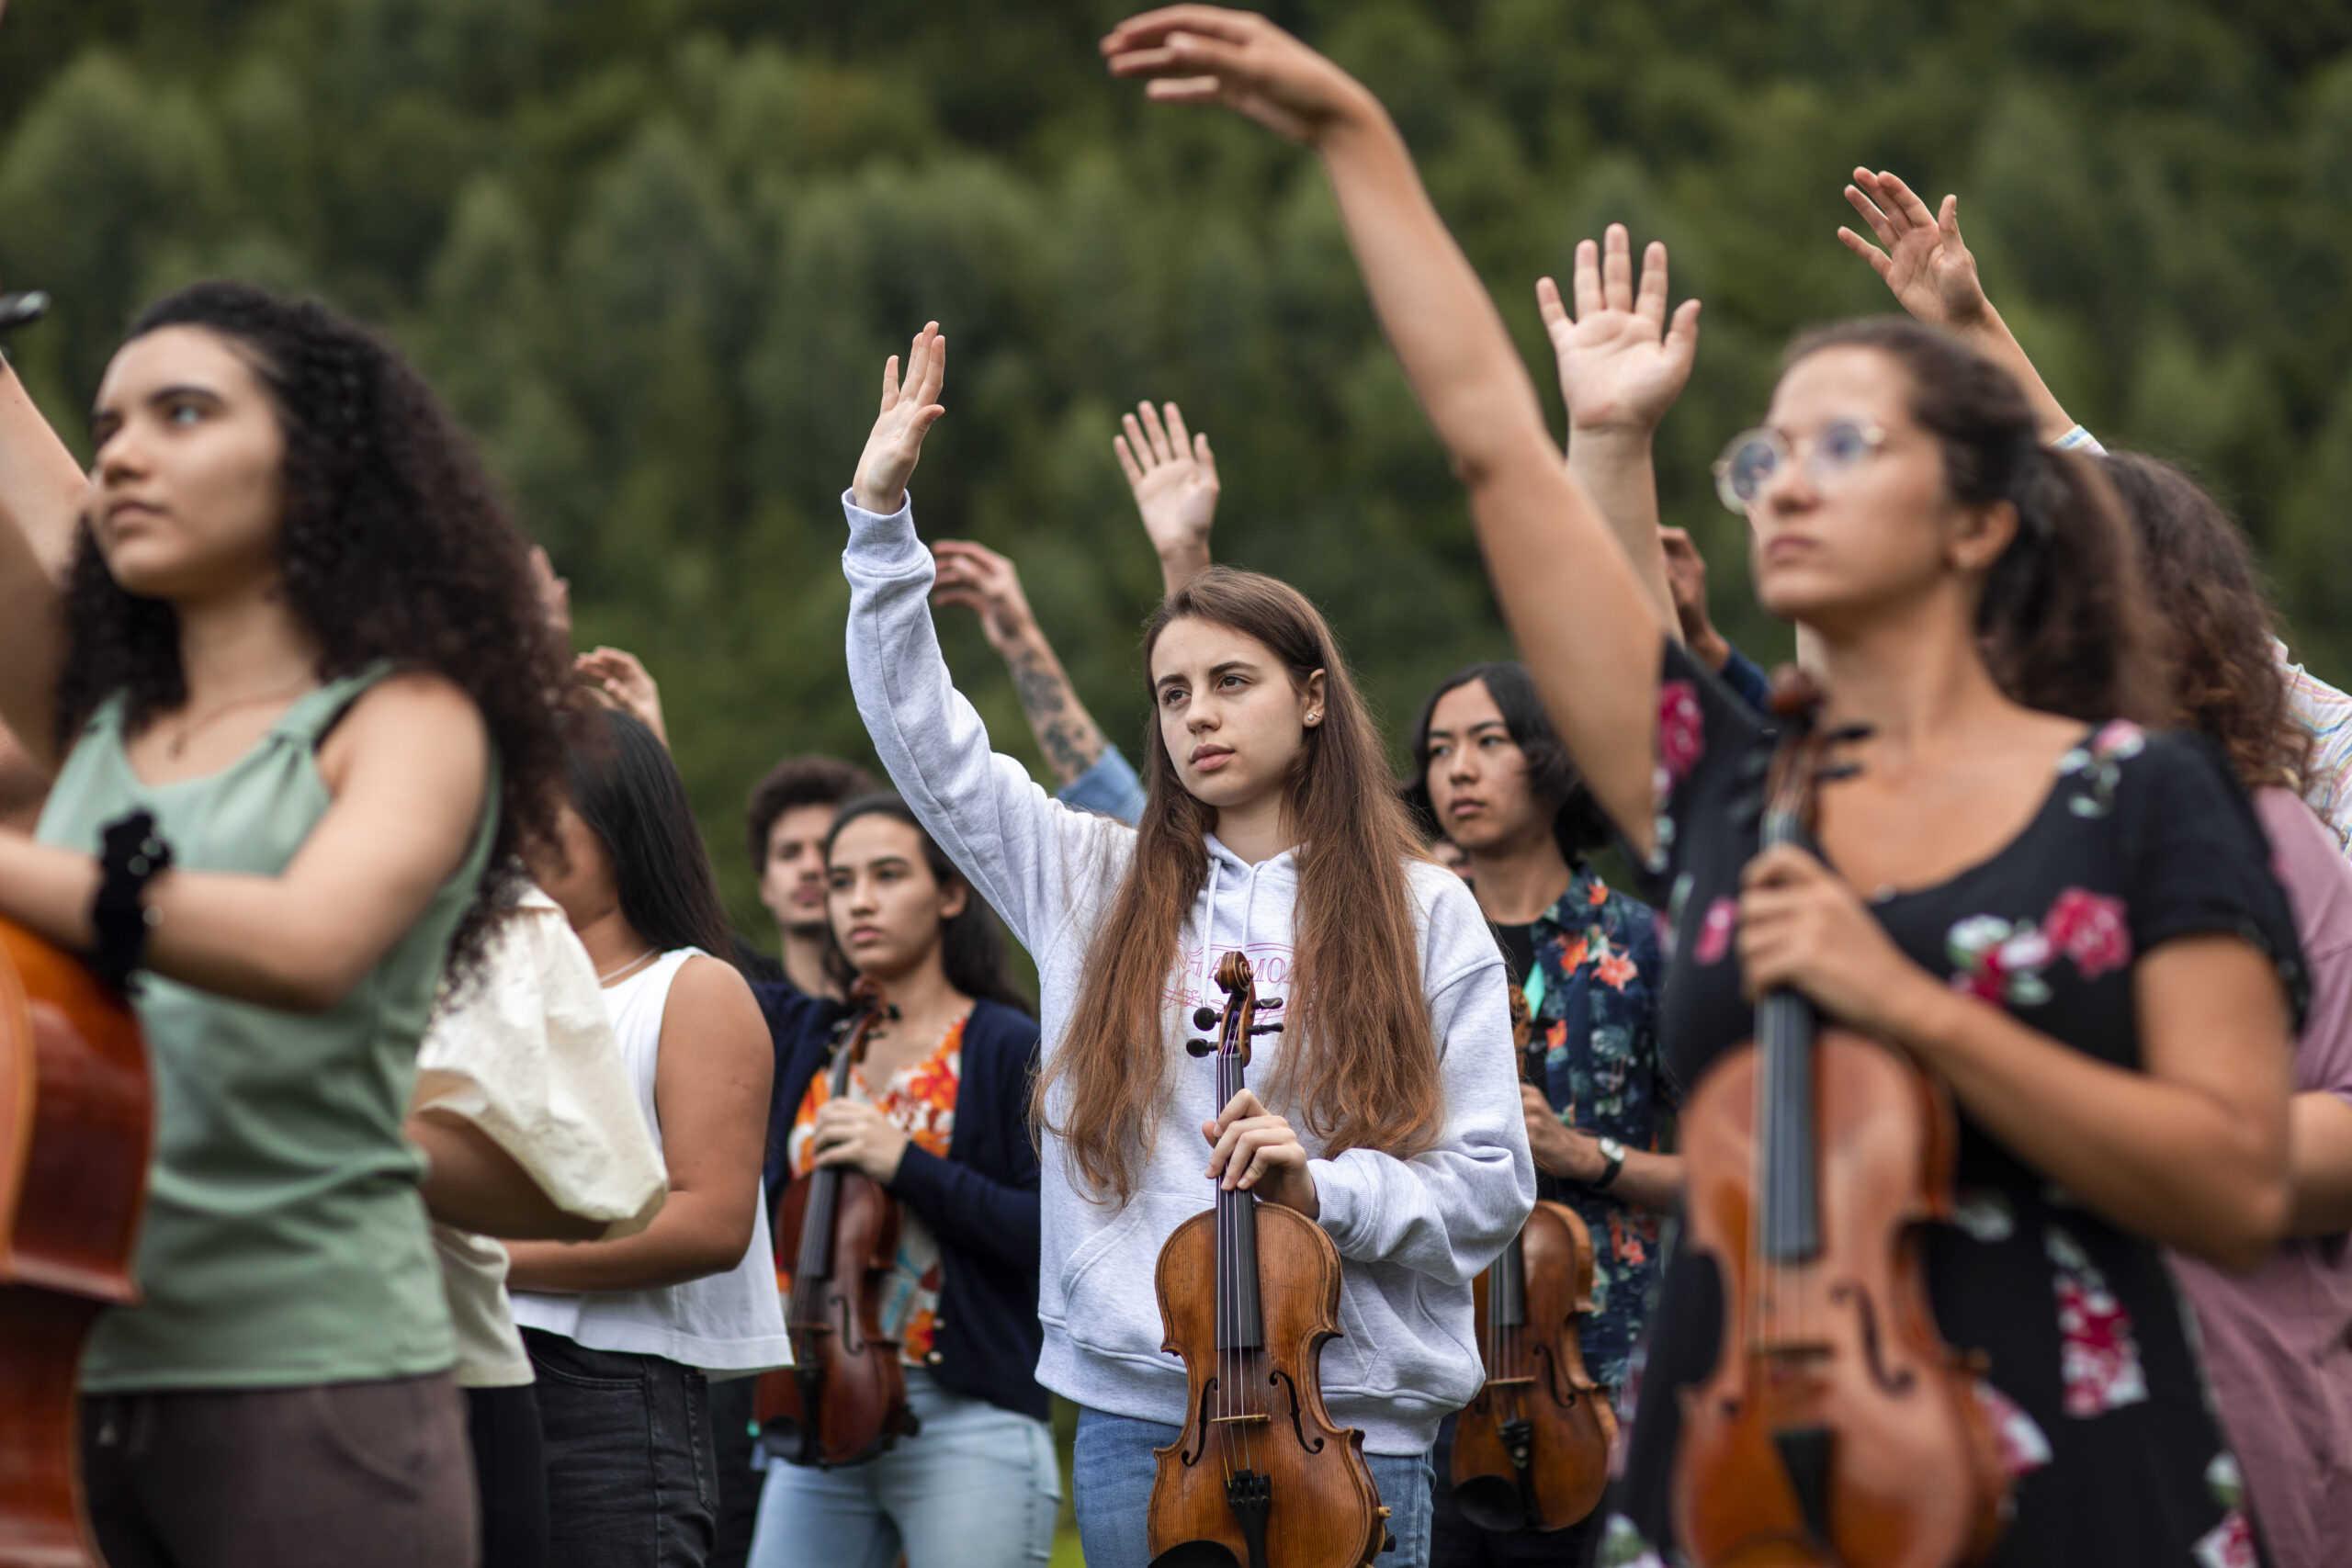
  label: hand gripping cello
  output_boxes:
[1672,671,2006,1567]
[1449,983,1615,1534]
[755,978,920,1468]
[1148,952,1387,1568]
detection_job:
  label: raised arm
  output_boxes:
[931,539,1113,789]
[1838,169,2075,444]
[0,356,94,763]
[1537,223,1700,625]
[1114,400,1219,595]
[842,322,1125,952]
[1102,7,1666,846]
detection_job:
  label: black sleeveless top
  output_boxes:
[1607,640,2304,1568]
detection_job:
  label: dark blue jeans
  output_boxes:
[524,1328,716,1568]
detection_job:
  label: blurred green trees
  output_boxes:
[5,0,2347,928]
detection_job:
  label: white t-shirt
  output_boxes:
[410,886,668,1387]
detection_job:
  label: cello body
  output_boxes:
[0,919,153,1568]
[1148,953,1385,1568]
[1451,1199,1615,1533]
[1669,671,2006,1568]
[753,985,917,1469]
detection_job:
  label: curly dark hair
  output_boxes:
[53,280,571,986]
[1402,660,1615,864]
[743,753,877,876]
[2098,452,2311,794]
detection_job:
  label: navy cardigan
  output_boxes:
[754,983,1047,1423]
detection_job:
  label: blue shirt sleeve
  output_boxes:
[1054,742,1148,826]
[1716,642,1775,717]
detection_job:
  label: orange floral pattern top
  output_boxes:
[785,1014,965,1365]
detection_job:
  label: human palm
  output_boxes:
[1839,168,1989,329]
[852,321,947,515]
[1538,224,1701,435]
[1114,400,1219,561]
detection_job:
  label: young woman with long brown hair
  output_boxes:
[836,324,1533,1568]
[1099,8,2305,1564]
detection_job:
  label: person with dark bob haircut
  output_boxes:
[1111,16,2306,1564]
[745,752,878,998]
[746,795,1047,1568]
[508,707,790,1568]
[0,277,570,1566]
[1405,656,1676,1568]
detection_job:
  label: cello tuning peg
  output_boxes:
[1185,1038,1216,1057]
[1193,1007,1220,1031]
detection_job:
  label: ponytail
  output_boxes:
[1785,320,2169,727]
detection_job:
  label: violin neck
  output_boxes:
[1758,805,1822,1265]
[795,1167,841,1287]
[1214,1050,1266,1353]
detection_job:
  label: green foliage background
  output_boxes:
[5,0,2350,934]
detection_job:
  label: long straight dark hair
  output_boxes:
[821,795,1035,1017]
[1038,567,1446,1204]
[565,707,737,963]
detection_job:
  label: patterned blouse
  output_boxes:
[786,1015,965,1365]
[1514,866,1674,1392]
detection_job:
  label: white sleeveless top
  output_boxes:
[510,949,792,1375]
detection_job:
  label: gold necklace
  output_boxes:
[164,678,317,759]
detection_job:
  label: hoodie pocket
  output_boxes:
[1056,1189,1211,1368]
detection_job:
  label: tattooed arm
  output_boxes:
[931,539,1114,788]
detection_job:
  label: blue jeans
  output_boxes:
[525,1328,715,1568]
[744,1370,1058,1568]
[1073,1405,1434,1568]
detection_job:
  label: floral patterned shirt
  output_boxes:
[1604,641,2306,1568]
[786,1015,964,1365]
[1503,867,1673,1391]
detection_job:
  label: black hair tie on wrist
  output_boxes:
[93,809,174,996]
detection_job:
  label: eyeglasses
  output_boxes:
[1712,421,1886,512]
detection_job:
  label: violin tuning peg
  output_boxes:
[1258,996,1284,1010]
[1193,1007,1220,1031]
[1185,1038,1216,1057]
[1250,1022,1283,1036]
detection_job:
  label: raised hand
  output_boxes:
[1114,400,1219,592]
[1102,6,1374,145]
[1536,224,1702,437]
[851,321,947,516]
[931,539,1037,658]
[1658,526,1730,671]
[1838,169,1989,331]
[575,647,667,745]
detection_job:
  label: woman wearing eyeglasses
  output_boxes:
[1100,9,2304,1563]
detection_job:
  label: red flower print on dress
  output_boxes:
[1694,897,1737,966]
[2190,1511,2256,1568]
[1658,681,1704,785]
[2042,887,2132,981]
[1588,878,1611,907]
[1596,951,1638,990]
[2047,1225,2148,1417]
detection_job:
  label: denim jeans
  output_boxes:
[525,1328,715,1568]
[744,1369,1058,1568]
[1072,1404,1434,1568]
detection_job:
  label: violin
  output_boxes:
[0,917,153,1568]
[1672,671,2007,1567]
[1148,951,1387,1568]
[1449,983,1615,1534]
[754,979,921,1468]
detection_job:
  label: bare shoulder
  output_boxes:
[318,669,488,787]
[663,953,767,1044]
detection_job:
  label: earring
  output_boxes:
[1306,713,1320,725]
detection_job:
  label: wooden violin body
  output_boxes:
[1452,1199,1615,1533]
[1670,670,2005,1568]
[0,918,153,1568]
[1673,1027,2003,1568]
[1148,952,1385,1568]
[753,986,918,1470]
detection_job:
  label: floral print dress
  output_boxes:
[1604,643,2306,1568]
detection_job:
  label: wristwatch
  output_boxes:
[1592,1136,1627,1191]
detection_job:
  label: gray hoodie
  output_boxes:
[843,492,1534,1454]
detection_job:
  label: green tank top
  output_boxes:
[37,666,495,1390]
